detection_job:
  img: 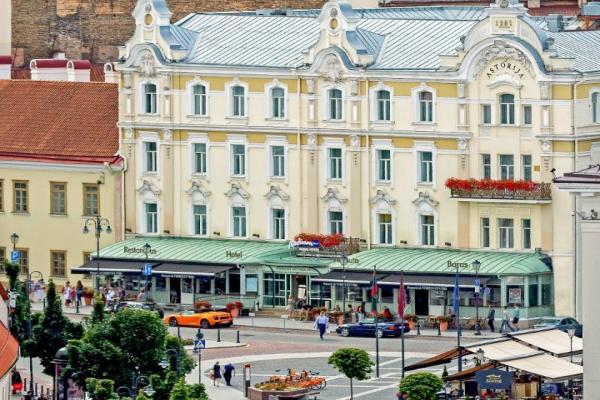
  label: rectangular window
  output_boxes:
[193,85,207,116]
[83,184,99,216]
[329,89,343,120]
[328,148,343,179]
[481,217,490,248]
[498,218,514,249]
[522,154,532,181]
[482,104,492,124]
[377,90,391,121]
[378,213,392,244]
[522,105,532,125]
[271,88,285,118]
[482,154,491,179]
[418,91,433,122]
[50,250,66,277]
[377,149,391,181]
[231,144,246,176]
[143,83,157,114]
[420,215,435,245]
[272,208,286,240]
[0,247,5,270]
[522,219,531,249]
[329,211,343,235]
[232,86,245,117]
[271,145,285,177]
[418,151,433,183]
[232,206,247,237]
[144,142,157,172]
[528,282,539,307]
[16,248,28,275]
[13,180,28,213]
[499,154,514,180]
[500,94,515,125]
[0,180,3,211]
[83,252,92,263]
[50,182,67,215]
[145,203,158,233]
[193,143,207,174]
[193,205,207,236]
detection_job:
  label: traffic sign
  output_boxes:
[474,279,481,287]
[142,263,152,276]
[10,250,20,263]
[484,287,491,295]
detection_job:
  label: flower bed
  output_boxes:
[445,178,551,201]
[248,387,308,400]
[294,233,343,248]
[445,178,537,192]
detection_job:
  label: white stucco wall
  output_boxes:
[0,0,11,55]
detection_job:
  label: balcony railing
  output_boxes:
[446,179,552,201]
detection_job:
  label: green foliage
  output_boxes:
[328,348,373,399]
[150,371,178,400]
[135,389,151,400]
[188,384,208,400]
[164,335,195,377]
[168,378,189,400]
[399,372,444,400]
[86,378,118,400]
[9,281,31,351]
[4,260,19,290]
[91,293,105,324]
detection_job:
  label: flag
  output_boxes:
[370,271,378,316]
[452,272,460,316]
[398,273,406,320]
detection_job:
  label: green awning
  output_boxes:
[330,247,551,276]
[261,256,334,268]
[94,236,290,265]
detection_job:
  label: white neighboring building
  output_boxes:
[0,283,18,400]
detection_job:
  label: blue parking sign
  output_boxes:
[142,263,152,276]
[10,250,20,263]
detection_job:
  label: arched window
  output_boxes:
[592,92,599,123]
[231,85,246,117]
[271,87,285,118]
[500,94,515,125]
[376,90,391,121]
[418,91,433,122]
[329,88,343,120]
[192,84,207,116]
[143,83,157,114]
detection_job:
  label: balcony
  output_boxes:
[446,178,552,203]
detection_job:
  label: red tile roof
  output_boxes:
[0,283,8,301]
[528,5,581,15]
[0,80,120,164]
[0,321,19,379]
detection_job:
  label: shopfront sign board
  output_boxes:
[475,368,512,390]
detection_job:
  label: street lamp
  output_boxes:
[472,260,482,336]
[340,254,348,323]
[10,233,19,251]
[26,270,44,399]
[117,374,153,400]
[567,328,576,363]
[83,216,112,291]
[476,347,485,366]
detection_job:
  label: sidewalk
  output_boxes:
[186,359,244,400]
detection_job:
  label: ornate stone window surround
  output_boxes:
[188,133,210,178]
[369,82,394,124]
[413,140,437,189]
[371,138,394,185]
[264,79,289,121]
[265,136,288,182]
[322,137,346,186]
[411,83,437,125]
[138,131,160,177]
[225,78,249,119]
[186,78,210,118]
[370,189,397,246]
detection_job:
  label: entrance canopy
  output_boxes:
[311,271,387,285]
[72,259,233,277]
[502,353,583,380]
[508,328,583,356]
[466,339,540,360]
[312,270,488,288]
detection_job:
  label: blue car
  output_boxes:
[336,318,410,338]
[534,316,583,338]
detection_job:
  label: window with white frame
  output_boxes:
[232,206,247,237]
[499,94,515,125]
[329,211,343,234]
[145,203,158,233]
[418,91,433,122]
[192,84,207,116]
[144,141,157,172]
[231,144,246,176]
[522,218,531,249]
[482,104,492,124]
[193,205,207,236]
[481,217,490,248]
[143,83,157,114]
[498,218,514,249]
[499,154,514,180]
[271,145,285,177]
[329,89,343,120]
[418,151,433,183]
[522,154,532,181]
[482,154,491,179]
[592,92,599,123]
[193,143,207,174]
[231,85,246,117]
[376,90,391,121]
[420,214,435,246]
[271,208,286,240]
[271,87,285,118]
[522,104,532,125]
[328,148,343,179]
[377,213,393,244]
[376,149,391,181]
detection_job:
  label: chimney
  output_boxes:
[546,14,564,32]
[103,62,118,83]
[30,58,69,81]
[67,60,91,82]
[0,55,11,80]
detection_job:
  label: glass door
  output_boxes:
[263,273,289,307]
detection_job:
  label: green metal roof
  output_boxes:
[331,247,551,276]
[260,255,334,268]
[96,236,290,265]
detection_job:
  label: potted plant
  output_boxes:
[226,301,244,317]
[83,287,94,306]
[436,315,450,331]
[404,314,417,330]
[193,300,212,312]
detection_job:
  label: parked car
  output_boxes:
[163,309,233,329]
[108,301,162,315]
[534,316,583,337]
[336,318,410,338]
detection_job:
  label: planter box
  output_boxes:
[248,387,308,400]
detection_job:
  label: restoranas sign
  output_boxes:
[123,246,158,255]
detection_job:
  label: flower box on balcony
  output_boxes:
[445,178,551,201]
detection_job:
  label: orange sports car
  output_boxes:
[163,310,233,329]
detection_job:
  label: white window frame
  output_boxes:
[328,147,344,180]
[482,153,492,179]
[139,80,159,115]
[328,210,344,235]
[138,132,160,175]
[266,136,288,180]
[231,205,248,238]
[522,218,531,249]
[412,85,436,124]
[414,141,436,187]
[481,104,492,125]
[369,83,394,122]
[265,80,288,120]
[225,79,249,118]
[419,214,436,246]
[144,202,158,234]
[270,208,287,240]
[376,212,393,245]
[591,90,600,124]
[521,154,532,181]
[499,93,516,125]
[372,139,393,183]
[143,141,158,173]
[270,144,286,179]
[522,104,532,126]
[322,85,345,121]
[187,79,210,117]
[192,204,208,236]
[481,217,490,248]
[499,154,515,180]
[189,135,209,176]
[498,218,514,249]
[228,135,248,178]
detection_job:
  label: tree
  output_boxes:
[86,378,118,400]
[9,280,32,351]
[4,260,19,290]
[399,372,443,400]
[328,348,373,399]
[168,378,189,400]
[135,389,151,400]
[188,384,208,400]
[90,293,105,324]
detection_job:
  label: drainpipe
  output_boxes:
[297,72,303,232]
[365,77,372,249]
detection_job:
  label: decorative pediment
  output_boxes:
[186,181,211,197]
[137,179,161,196]
[475,42,534,79]
[321,54,345,83]
[413,192,438,209]
[139,49,156,77]
[264,185,290,201]
[369,189,397,206]
[224,183,250,199]
[321,187,348,203]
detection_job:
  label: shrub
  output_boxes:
[399,372,443,400]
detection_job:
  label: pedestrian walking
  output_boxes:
[314,311,329,340]
[212,361,222,387]
[223,363,235,386]
[512,304,520,331]
[63,281,72,307]
[76,281,84,308]
[286,295,295,318]
[499,306,514,333]
[357,302,366,323]
[487,304,495,333]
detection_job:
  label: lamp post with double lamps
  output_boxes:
[472,260,482,336]
[83,216,112,291]
[117,373,154,400]
[142,243,152,302]
[567,328,576,399]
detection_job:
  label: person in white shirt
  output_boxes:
[314,311,329,340]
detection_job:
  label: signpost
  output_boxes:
[10,250,20,263]
[243,364,251,398]
[193,330,205,384]
[142,263,152,276]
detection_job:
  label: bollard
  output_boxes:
[236,330,240,344]
[417,322,421,336]
[437,322,441,336]
[217,327,221,343]
[35,383,38,396]
[76,299,80,314]
[177,326,181,339]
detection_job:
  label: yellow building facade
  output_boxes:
[115,0,600,316]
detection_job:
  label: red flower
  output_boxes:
[445,178,539,192]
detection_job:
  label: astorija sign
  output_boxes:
[486,60,526,80]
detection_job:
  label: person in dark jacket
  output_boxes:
[223,363,235,386]
[487,305,496,332]
[212,361,222,387]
